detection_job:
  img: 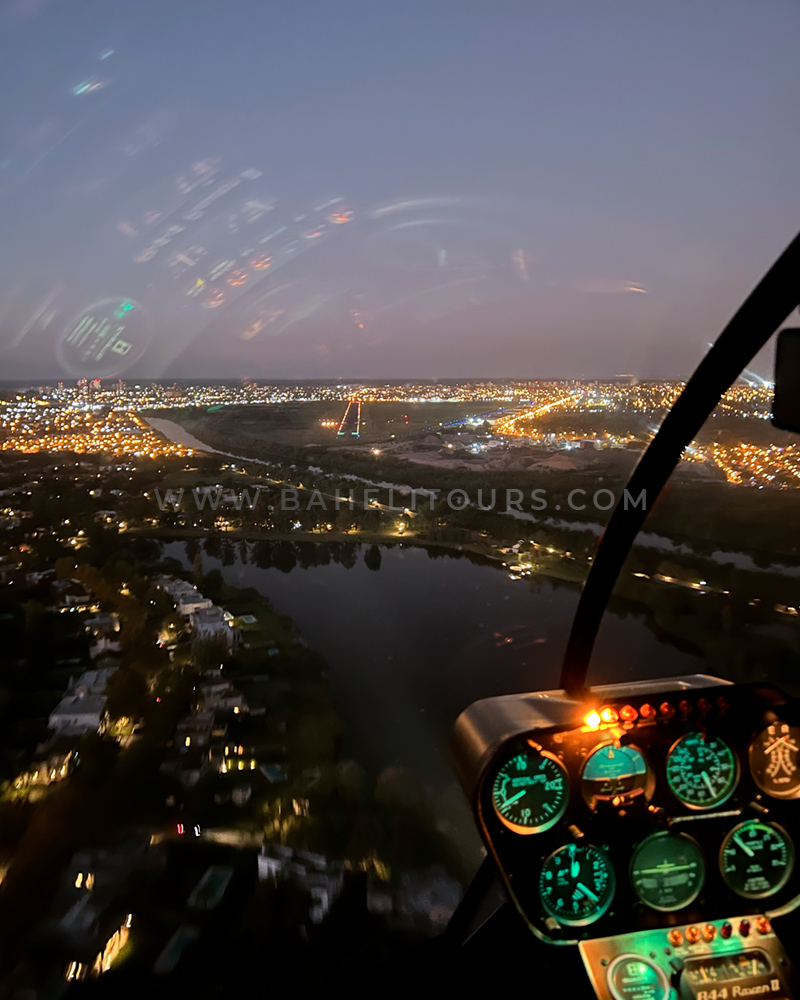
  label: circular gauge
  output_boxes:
[226,269,248,286]
[538,843,615,926]
[56,298,153,377]
[581,743,653,809]
[630,832,705,911]
[749,722,800,799]
[491,748,569,834]
[720,820,795,899]
[607,955,670,1000]
[666,732,738,809]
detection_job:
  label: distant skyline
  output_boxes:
[0,0,797,381]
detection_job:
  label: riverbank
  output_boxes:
[172,565,481,882]
[135,525,587,585]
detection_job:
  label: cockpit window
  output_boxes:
[0,1,798,992]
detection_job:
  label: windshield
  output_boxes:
[0,0,798,992]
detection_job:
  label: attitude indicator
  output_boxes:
[581,743,653,809]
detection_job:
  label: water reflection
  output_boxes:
[166,538,701,790]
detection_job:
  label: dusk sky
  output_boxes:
[0,0,798,381]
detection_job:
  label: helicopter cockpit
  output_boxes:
[422,232,800,999]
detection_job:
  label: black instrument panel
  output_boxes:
[475,683,800,943]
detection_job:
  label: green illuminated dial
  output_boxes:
[607,956,670,1000]
[491,748,569,834]
[582,743,652,809]
[666,732,738,809]
[720,820,794,899]
[538,843,615,926]
[630,832,705,911]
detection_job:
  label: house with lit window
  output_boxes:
[48,694,106,736]
[39,834,164,986]
[47,667,116,735]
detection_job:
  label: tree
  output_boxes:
[105,668,148,720]
[192,552,204,586]
[191,635,230,671]
[23,600,46,633]
[364,545,382,572]
[202,568,224,598]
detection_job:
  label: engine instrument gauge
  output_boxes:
[666,732,738,809]
[630,832,705,911]
[538,843,615,926]
[581,743,653,809]
[749,722,800,799]
[684,951,772,986]
[607,955,670,1000]
[491,748,569,834]
[720,820,794,899]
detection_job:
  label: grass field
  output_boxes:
[174,400,502,448]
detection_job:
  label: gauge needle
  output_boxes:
[501,790,526,810]
[733,834,755,858]
[576,882,599,902]
[701,771,716,796]
[570,845,580,878]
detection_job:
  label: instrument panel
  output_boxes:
[454,678,800,947]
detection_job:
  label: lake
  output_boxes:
[165,540,702,792]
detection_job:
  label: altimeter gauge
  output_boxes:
[749,722,800,799]
[720,820,794,899]
[538,843,615,926]
[491,748,569,834]
[666,732,738,809]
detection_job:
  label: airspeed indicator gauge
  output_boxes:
[491,748,569,834]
